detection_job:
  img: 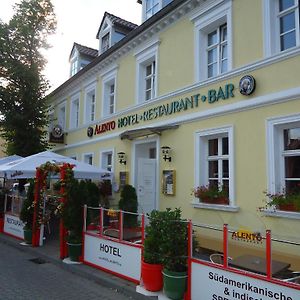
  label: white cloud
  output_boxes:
[0,0,142,92]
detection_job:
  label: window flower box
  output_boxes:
[265,190,300,212]
[192,185,229,205]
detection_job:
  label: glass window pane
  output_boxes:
[222,180,229,196]
[281,31,296,50]
[208,48,217,64]
[285,156,300,178]
[223,160,229,178]
[146,78,151,89]
[221,25,227,42]
[222,137,229,155]
[146,64,152,76]
[208,30,217,46]
[280,12,295,33]
[146,90,151,100]
[221,44,228,59]
[279,0,295,11]
[110,84,114,93]
[209,139,218,156]
[208,63,217,78]
[284,127,300,150]
[209,160,218,178]
[221,59,228,73]
[285,180,300,194]
[209,180,218,188]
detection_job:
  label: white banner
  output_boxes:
[4,214,24,239]
[84,235,141,281]
[191,262,300,300]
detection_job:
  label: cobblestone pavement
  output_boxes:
[0,242,134,300]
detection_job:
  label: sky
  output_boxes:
[0,0,142,92]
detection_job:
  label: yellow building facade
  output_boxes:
[49,0,300,267]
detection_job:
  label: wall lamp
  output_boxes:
[117,151,126,165]
[161,146,172,162]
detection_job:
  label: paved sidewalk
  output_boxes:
[0,233,152,300]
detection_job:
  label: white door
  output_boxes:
[137,158,156,215]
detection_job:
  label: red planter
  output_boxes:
[278,203,299,212]
[141,260,163,292]
[202,197,229,205]
[0,218,3,233]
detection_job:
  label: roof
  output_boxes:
[96,12,138,39]
[50,0,186,97]
[69,43,98,60]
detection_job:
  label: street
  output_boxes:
[0,242,133,300]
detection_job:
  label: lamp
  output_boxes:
[117,151,126,165]
[161,146,172,162]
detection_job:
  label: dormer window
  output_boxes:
[141,0,173,21]
[146,0,159,19]
[102,33,110,53]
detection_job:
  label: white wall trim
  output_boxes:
[54,86,300,152]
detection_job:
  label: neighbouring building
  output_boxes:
[48,0,300,269]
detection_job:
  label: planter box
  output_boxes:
[201,197,229,205]
[278,203,299,212]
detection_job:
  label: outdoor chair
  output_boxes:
[210,253,232,265]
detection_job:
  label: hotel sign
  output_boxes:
[87,83,235,137]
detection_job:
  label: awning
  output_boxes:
[119,124,179,140]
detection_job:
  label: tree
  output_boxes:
[0,0,56,156]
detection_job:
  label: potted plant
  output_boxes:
[61,178,85,261]
[264,190,300,212]
[20,180,34,244]
[160,208,188,300]
[193,184,229,205]
[118,184,138,228]
[141,210,164,292]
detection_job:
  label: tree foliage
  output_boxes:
[0,0,56,156]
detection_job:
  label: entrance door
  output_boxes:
[137,158,156,215]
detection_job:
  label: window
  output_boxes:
[207,24,228,78]
[146,0,159,19]
[263,0,299,56]
[145,61,156,101]
[195,126,234,208]
[85,88,96,123]
[70,96,80,129]
[101,33,110,53]
[58,103,66,130]
[193,1,232,81]
[70,59,78,77]
[101,150,114,172]
[267,115,300,204]
[135,40,159,103]
[102,67,117,117]
[83,153,93,165]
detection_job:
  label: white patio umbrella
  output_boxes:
[0,155,23,166]
[0,151,111,180]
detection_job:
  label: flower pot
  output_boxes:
[0,218,4,233]
[23,228,32,244]
[141,260,163,291]
[67,242,82,261]
[162,268,187,300]
[278,203,299,212]
[202,197,229,205]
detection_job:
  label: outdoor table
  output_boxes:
[103,228,142,242]
[230,254,291,275]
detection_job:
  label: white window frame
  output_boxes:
[263,0,300,57]
[100,149,114,173]
[194,125,236,211]
[102,68,117,117]
[193,1,232,82]
[69,93,80,129]
[267,114,300,204]
[57,101,66,131]
[99,19,112,54]
[135,40,159,104]
[83,152,94,165]
[84,85,96,124]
